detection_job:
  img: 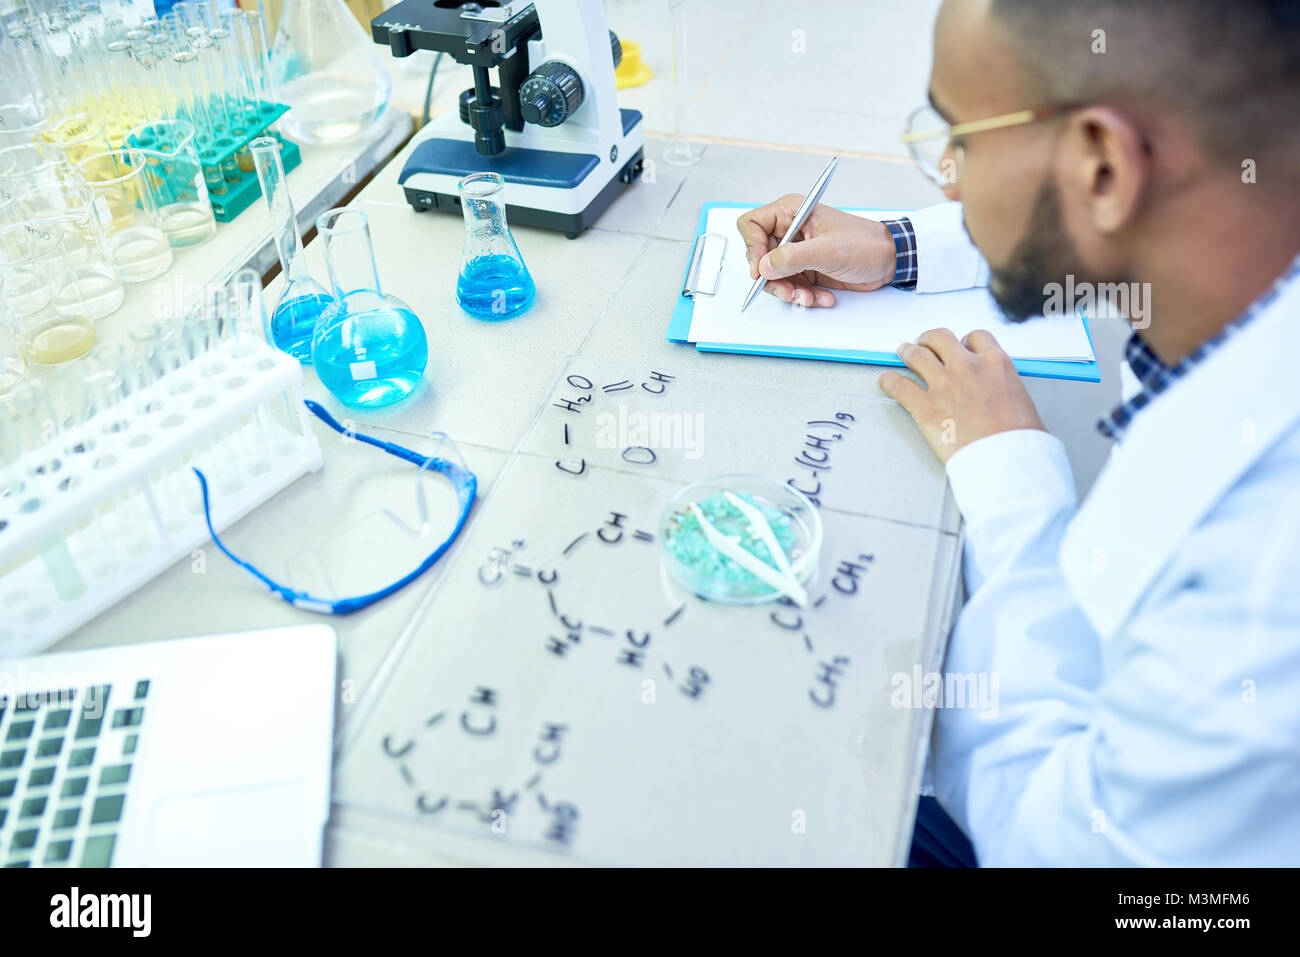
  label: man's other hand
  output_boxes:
[880,328,1048,465]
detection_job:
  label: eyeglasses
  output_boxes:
[195,400,478,615]
[901,102,1081,188]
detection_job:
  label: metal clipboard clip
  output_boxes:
[681,232,728,298]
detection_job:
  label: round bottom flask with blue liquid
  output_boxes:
[455,172,535,320]
[251,137,332,362]
[311,207,428,409]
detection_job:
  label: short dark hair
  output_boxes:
[990,0,1300,173]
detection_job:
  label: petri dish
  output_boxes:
[659,473,823,604]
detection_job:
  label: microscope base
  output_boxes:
[402,147,644,238]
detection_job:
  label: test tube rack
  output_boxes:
[127,103,302,223]
[0,339,323,659]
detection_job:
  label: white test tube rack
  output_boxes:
[0,339,323,657]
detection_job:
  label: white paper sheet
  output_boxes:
[688,207,1096,363]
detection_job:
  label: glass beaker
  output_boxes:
[125,119,217,248]
[311,207,427,409]
[664,0,705,167]
[0,307,27,396]
[21,174,125,321]
[39,112,114,167]
[76,148,174,283]
[250,135,330,362]
[0,186,24,228]
[269,0,393,145]
[455,172,536,321]
[0,220,97,366]
[0,101,53,150]
[0,143,69,202]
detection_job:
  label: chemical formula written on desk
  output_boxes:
[334,359,962,865]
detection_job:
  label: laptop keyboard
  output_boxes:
[0,679,150,868]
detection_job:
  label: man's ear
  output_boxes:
[1065,105,1147,234]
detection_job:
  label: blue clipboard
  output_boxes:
[669,201,1102,383]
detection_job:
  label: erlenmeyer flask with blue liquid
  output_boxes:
[311,207,428,409]
[251,137,331,362]
[455,172,535,320]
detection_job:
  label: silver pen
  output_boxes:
[741,154,840,312]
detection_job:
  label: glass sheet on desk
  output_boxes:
[332,359,963,865]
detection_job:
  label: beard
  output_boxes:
[984,178,1089,323]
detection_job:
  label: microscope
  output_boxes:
[372,0,645,238]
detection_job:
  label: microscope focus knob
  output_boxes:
[519,60,585,127]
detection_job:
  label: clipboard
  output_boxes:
[669,201,1103,383]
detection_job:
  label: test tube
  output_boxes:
[191,32,242,182]
[223,267,269,360]
[159,11,190,52]
[116,339,163,447]
[217,267,277,476]
[207,24,247,130]
[173,1,201,33]
[6,381,68,507]
[143,31,179,121]
[224,7,261,129]
[170,49,214,137]
[246,9,275,105]
[183,303,227,385]
[47,365,96,472]
[7,20,67,120]
[63,6,102,114]
[199,425,244,496]
[155,324,200,417]
[46,18,87,118]
[103,39,145,139]
[81,366,129,468]
[173,43,228,193]
[105,482,161,558]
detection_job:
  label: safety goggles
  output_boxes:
[195,400,477,615]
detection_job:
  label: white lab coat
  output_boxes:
[906,202,1300,866]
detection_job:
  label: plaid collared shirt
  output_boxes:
[1097,252,1300,440]
[882,217,919,288]
[883,217,1300,443]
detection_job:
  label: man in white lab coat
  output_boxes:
[740,0,1300,865]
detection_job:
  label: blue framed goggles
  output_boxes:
[194,400,477,615]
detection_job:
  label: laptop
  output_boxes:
[0,625,337,868]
